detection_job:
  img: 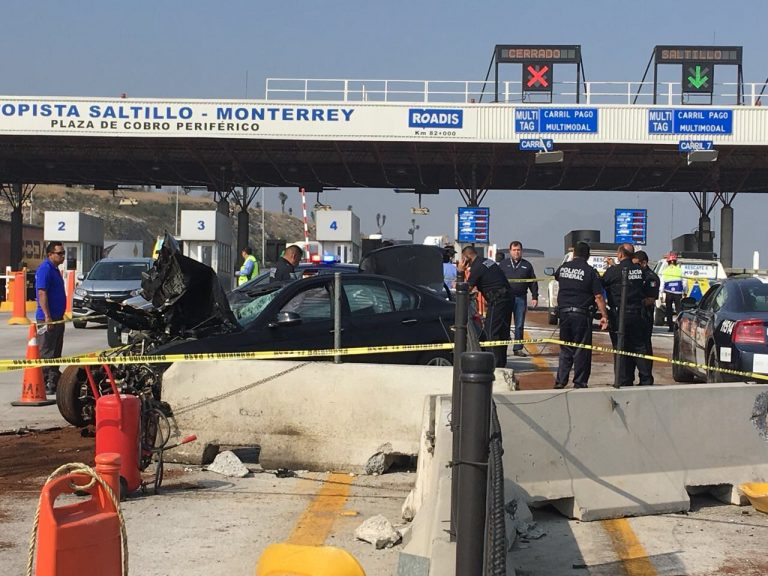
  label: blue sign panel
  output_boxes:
[515,108,598,133]
[615,208,647,245]
[408,108,463,128]
[518,138,554,151]
[648,109,732,135]
[457,207,490,244]
[678,140,714,152]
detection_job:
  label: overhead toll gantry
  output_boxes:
[1,43,768,268]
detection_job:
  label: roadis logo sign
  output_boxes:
[408,108,463,128]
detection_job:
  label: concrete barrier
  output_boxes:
[496,383,768,520]
[161,359,514,472]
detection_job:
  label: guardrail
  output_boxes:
[265,77,768,106]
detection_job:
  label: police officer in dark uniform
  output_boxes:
[457,245,513,367]
[602,243,654,386]
[633,250,660,355]
[553,242,609,389]
[271,244,303,283]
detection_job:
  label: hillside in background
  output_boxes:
[0,185,315,262]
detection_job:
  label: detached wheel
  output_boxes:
[56,366,94,427]
[671,335,697,383]
[72,319,87,329]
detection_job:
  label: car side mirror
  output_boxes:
[544,267,555,276]
[77,273,85,281]
[270,311,302,327]
[680,297,698,310]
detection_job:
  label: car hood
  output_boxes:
[103,236,240,338]
[359,244,445,293]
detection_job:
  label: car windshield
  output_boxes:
[88,261,148,281]
[230,284,285,326]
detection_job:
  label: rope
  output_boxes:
[26,462,128,576]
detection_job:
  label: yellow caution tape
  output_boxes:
[1,335,766,382]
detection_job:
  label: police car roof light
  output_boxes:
[310,254,322,262]
[322,254,337,263]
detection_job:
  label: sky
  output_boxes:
[2,0,767,266]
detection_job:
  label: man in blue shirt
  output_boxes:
[35,242,67,395]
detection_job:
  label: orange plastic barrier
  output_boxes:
[11,324,54,407]
[8,270,30,325]
[257,543,365,576]
[34,454,123,576]
[64,270,76,319]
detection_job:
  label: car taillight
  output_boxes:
[733,319,767,344]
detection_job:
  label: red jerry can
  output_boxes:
[35,453,123,576]
[96,390,142,496]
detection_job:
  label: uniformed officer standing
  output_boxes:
[632,251,659,352]
[457,245,513,367]
[553,242,609,389]
[602,243,654,386]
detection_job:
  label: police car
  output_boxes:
[672,276,768,382]
[653,254,727,325]
[546,248,617,325]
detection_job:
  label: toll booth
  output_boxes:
[315,210,361,264]
[43,211,104,275]
[179,210,234,289]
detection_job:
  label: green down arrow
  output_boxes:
[688,66,709,89]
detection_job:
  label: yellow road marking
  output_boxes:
[602,518,657,576]
[523,330,550,371]
[287,473,354,546]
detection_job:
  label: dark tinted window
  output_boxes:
[343,281,393,315]
[280,285,331,322]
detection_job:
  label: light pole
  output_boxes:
[261,188,266,267]
[175,186,180,236]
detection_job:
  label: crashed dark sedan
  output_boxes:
[56,241,464,426]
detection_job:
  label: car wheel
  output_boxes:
[421,351,453,366]
[56,366,94,427]
[671,333,697,383]
[548,309,558,325]
[72,319,87,329]
[107,318,123,348]
[707,346,723,383]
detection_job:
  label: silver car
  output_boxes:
[72,257,153,329]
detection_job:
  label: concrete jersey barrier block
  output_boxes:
[161,359,513,472]
[495,384,768,520]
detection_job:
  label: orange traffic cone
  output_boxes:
[11,324,55,407]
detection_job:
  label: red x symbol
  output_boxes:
[527,65,550,88]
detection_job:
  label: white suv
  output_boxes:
[546,249,617,325]
[652,257,727,325]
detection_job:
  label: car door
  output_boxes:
[693,285,721,367]
[342,277,437,364]
[241,279,336,355]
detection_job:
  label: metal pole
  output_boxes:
[334,272,342,364]
[175,186,179,237]
[613,267,628,388]
[261,189,266,268]
[720,204,734,269]
[449,281,469,541]
[456,351,494,576]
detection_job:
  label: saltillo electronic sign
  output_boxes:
[648,45,743,104]
[493,45,584,103]
[615,208,648,245]
[457,207,490,244]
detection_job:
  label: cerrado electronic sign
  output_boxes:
[493,45,583,103]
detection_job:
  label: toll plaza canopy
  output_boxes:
[1,78,768,193]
